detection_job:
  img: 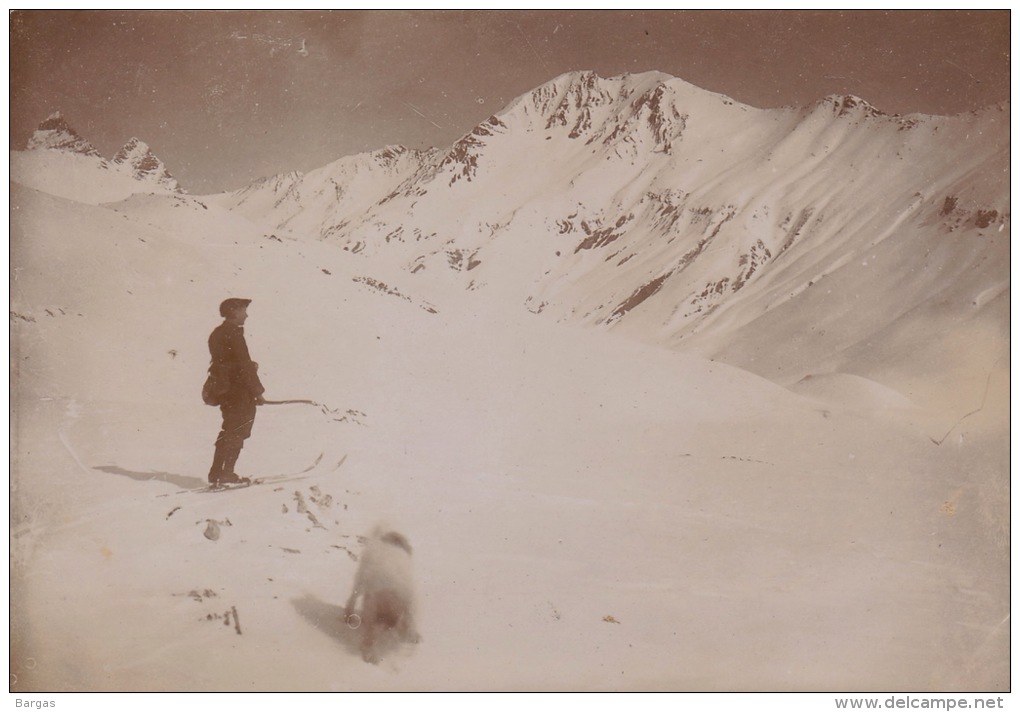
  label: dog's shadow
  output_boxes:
[291,593,363,657]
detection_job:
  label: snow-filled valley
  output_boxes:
[9,71,1009,692]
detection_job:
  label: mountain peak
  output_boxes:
[112,137,183,193]
[26,112,102,157]
[36,110,66,129]
[819,94,885,119]
[114,136,150,155]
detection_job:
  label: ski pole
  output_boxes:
[262,399,365,424]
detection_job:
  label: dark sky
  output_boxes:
[10,10,1011,193]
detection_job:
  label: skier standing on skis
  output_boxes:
[204,297,266,485]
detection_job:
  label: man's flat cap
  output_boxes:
[219,298,252,317]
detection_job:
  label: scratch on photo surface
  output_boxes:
[512,19,551,75]
[404,102,443,130]
[945,59,980,83]
[229,30,305,56]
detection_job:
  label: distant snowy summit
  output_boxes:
[112,137,182,194]
[12,112,184,203]
[26,111,103,156]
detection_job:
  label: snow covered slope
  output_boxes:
[9,71,1009,692]
[219,71,1008,426]
[208,145,438,242]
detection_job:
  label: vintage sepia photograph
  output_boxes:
[9,10,1010,696]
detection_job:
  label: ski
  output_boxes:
[189,474,301,494]
[171,452,341,495]
[205,479,256,493]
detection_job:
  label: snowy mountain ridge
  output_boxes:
[9,72,1009,420]
[213,70,1008,417]
[210,144,439,242]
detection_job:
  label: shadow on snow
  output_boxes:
[93,465,206,490]
[291,593,363,658]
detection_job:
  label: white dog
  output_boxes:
[344,527,420,663]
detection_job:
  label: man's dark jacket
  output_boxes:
[204,321,265,406]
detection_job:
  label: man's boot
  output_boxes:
[208,441,229,483]
[219,440,249,484]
